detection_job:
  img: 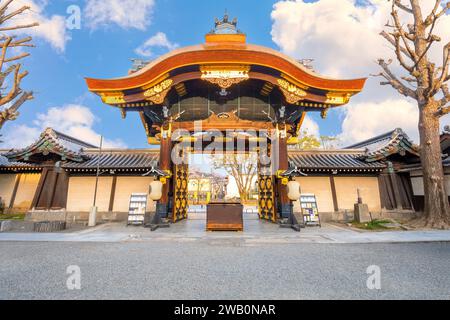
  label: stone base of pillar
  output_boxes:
[279,203,293,219]
[156,203,169,218]
[278,203,302,232]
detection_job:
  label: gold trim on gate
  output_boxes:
[99,91,125,104]
[200,65,250,89]
[143,79,173,104]
[277,79,307,104]
[325,92,351,105]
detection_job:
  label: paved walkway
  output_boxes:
[1,213,450,244]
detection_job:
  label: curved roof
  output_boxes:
[5,128,96,163]
[346,128,420,162]
[86,43,366,92]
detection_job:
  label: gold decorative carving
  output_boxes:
[277,79,307,104]
[321,108,329,119]
[100,91,125,104]
[326,92,351,105]
[200,65,250,89]
[260,82,274,96]
[143,79,173,104]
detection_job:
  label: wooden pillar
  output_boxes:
[274,125,291,219]
[390,173,404,210]
[51,169,69,209]
[8,173,22,209]
[43,169,58,210]
[31,168,48,210]
[329,176,339,212]
[31,165,68,210]
[156,124,173,218]
[108,176,117,212]
[388,162,404,210]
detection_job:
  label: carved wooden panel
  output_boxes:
[258,173,276,222]
[172,164,189,222]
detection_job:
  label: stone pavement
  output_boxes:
[1,213,450,244]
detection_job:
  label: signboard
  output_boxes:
[299,194,321,226]
[127,193,148,225]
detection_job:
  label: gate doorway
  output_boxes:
[166,134,284,226]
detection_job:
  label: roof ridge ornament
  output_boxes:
[211,11,241,35]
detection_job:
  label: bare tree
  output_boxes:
[212,153,258,202]
[0,0,38,130]
[377,0,450,228]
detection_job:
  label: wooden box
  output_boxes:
[206,202,243,231]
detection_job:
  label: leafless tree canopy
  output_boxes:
[0,0,38,129]
[377,0,450,113]
[378,0,450,228]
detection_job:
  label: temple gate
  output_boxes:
[85,14,365,229]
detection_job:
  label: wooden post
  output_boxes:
[31,168,48,210]
[329,176,339,212]
[108,176,117,212]
[156,124,173,218]
[44,169,59,210]
[274,124,291,219]
[8,173,22,209]
[387,162,404,210]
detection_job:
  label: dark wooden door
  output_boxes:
[172,163,189,222]
[258,173,276,222]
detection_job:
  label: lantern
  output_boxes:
[149,180,163,201]
[287,181,301,201]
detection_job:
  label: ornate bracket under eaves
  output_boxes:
[277,79,307,104]
[326,92,351,105]
[200,65,250,89]
[100,91,125,105]
[143,79,173,104]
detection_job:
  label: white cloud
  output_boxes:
[302,115,320,137]
[271,0,450,145]
[0,124,41,149]
[135,32,179,57]
[84,0,155,30]
[1,104,126,149]
[338,98,419,145]
[271,0,392,78]
[4,0,69,52]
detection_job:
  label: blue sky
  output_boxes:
[1,0,340,149]
[2,0,449,149]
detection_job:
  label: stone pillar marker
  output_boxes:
[354,188,371,223]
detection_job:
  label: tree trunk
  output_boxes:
[419,101,450,228]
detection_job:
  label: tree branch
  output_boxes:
[0,5,31,24]
[426,2,450,26]
[391,5,418,63]
[440,83,450,107]
[380,30,415,71]
[0,91,33,129]
[376,59,417,98]
[393,0,413,14]
[0,22,39,32]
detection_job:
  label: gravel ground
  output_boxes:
[0,241,449,300]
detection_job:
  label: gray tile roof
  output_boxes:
[63,149,159,170]
[0,155,40,170]
[5,128,96,163]
[289,150,385,172]
[345,128,419,162]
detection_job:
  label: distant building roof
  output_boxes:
[63,149,159,172]
[0,155,40,171]
[289,150,385,173]
[345,128,420,162]
[4,128,96,163]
